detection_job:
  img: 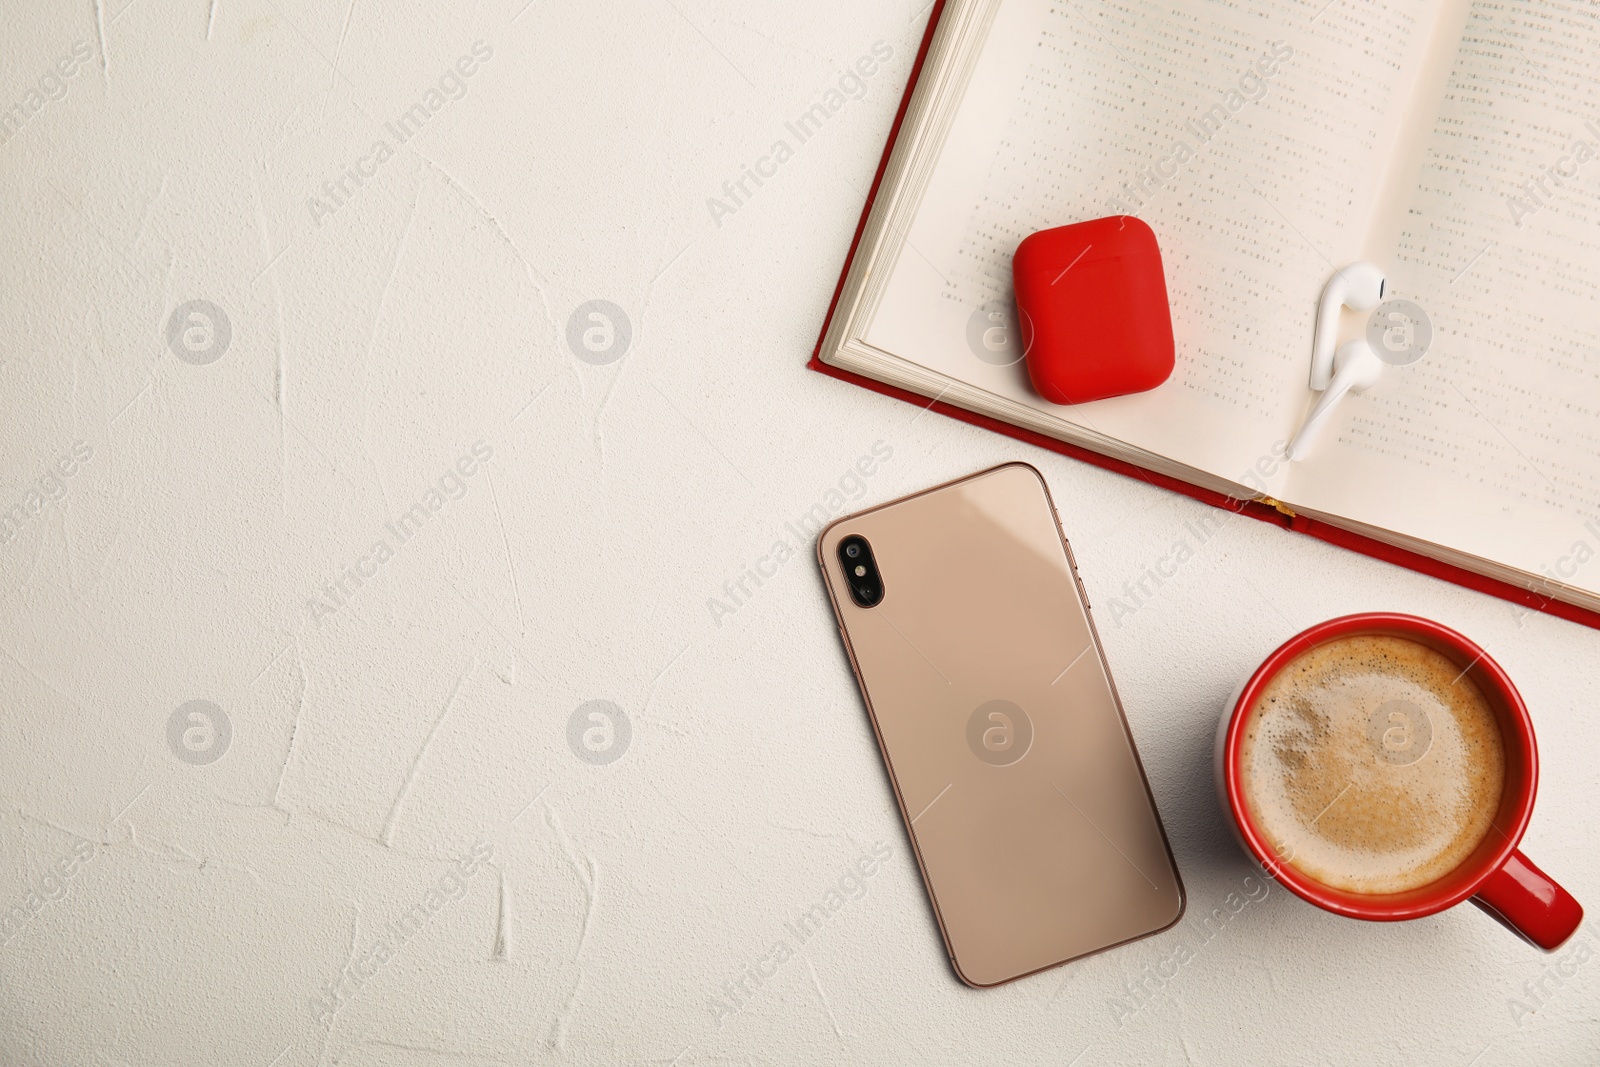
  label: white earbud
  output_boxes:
[1310,261,1385,390]
[1287,339,1384,461]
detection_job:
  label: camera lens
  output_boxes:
[845,544,861,558]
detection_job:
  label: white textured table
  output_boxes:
[2,2,1595,1064]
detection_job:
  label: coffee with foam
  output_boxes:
[1239,634,1505,896]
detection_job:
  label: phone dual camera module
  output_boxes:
[839,535,884,607]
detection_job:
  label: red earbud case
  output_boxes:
[1013,216,1175,405]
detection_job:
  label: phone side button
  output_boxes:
[1070,567,1090,610]
[1053,509,1088,608]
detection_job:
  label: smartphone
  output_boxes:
[817,462,1184,987]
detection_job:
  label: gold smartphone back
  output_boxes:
[817,463,1184,987]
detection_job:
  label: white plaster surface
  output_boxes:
[1,1,1596,1064]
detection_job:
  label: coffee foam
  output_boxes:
[1239,634,1505,896]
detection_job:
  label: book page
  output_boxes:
[863,0,1445,490]
[1284,0,1600,596]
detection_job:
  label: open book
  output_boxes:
[816,0,1600,619]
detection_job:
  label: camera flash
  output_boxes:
[854,565,866,576]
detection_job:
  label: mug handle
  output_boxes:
[1472,850,1584,951]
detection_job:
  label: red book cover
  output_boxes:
[807,0,1598,631]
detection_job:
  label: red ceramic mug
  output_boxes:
[1215,612,1582,949]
